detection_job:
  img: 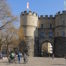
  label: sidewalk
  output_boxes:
[0,57,66,66]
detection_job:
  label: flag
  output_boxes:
[27,2,29,9]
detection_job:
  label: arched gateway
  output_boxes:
[41,41,53,56]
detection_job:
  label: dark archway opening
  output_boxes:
[41,41,53,57]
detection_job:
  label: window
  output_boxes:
[62,20,65,25]
[40,32,45,38]
[50,24,52,29]
[49,31,53,38]
[41,24,43,28]
[62,31,65,37]
[57,32,59,36]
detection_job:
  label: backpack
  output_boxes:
[10,53,15,59]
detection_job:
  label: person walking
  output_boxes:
[23,53,28,64]
[18,51,22,63]
[52,54,54,59]
[8,51,15,63]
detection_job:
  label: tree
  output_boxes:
[0,0,17,56]
[17,27,29,55]
[17,27,25,41]
[0,0,17,30]
[0,0,28,56]
[1,26,19,57]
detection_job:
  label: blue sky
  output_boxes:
[7,0,64,16]
[7,0,64,28]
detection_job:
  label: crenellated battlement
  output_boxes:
[55,11,66,16]
[39,15,54,19]
[62,11,66,14]
[39,15,48,18]
[21,10,38,16]
[39,15,44,19]
[21,10,66,19]
[39,11,66,19]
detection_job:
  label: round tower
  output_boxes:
[20,11,38,56]
[55,11,66,37]
[54,11,66,57]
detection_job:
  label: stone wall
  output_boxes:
[54,37,66,57]
[20,10,66,57]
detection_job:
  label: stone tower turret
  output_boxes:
[55,11,66,37]
[20,11,38,56]
[54,11,66,57]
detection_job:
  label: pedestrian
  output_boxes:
[0,52,2,59]
[18,51,22,63]
[23,53,27,64]
[14,53,18,63]
[64,54,66,59]
[9,51,15,63]
[52,54,54,59]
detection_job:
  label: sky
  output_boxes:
[7,0,64,28]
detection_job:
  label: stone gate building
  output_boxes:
[20,10,66,57]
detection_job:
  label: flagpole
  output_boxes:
[27,2,31,11]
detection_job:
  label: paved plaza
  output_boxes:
[0,57,66,66]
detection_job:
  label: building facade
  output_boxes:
[20,10,66,57]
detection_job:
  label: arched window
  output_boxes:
[50,24,52,29]
[62,20,65,25]
[40,32,45,38]
[41,24,43,28]
[62,31,65,37]
[57,32,59,36]
[49,31,53,38]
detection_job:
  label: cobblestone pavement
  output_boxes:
[0,57,66,66]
